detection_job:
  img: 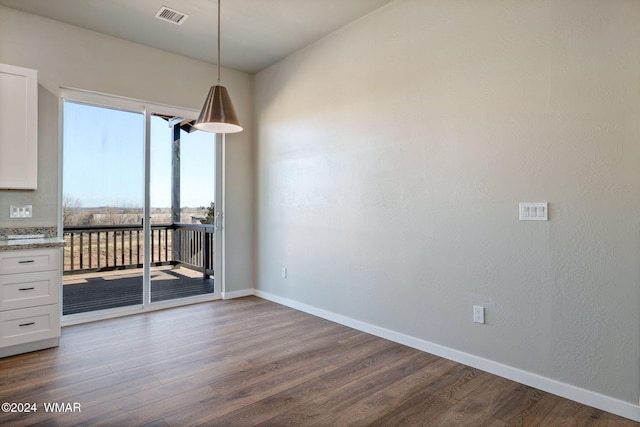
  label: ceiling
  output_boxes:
[0,0,393,74]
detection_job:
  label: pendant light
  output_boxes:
[194,0,242,133]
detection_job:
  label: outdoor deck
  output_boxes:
[62,223,215,316]
[63,267,215,315]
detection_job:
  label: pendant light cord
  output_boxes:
[217,0,221,84]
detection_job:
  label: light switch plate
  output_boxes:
[10,205,32,218]
[519,202,548,221]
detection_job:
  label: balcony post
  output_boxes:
[171,123,181,224]
[172,123,181,265]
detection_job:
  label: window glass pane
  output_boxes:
[62,101,144,315]
[149,115,215,303]
[181,125,215,223]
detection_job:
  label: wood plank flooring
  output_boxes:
[0,296,636,426]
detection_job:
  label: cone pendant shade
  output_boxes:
[194,85,242,133]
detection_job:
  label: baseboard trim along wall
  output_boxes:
[254,289,640,422]
[222,288,254,300]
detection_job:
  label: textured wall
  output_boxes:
[0,5,254,292]
[255,0,640,403]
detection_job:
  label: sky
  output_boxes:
[63,101,215,209]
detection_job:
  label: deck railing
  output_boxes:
[63,223,214,276]
[173,224,215,276]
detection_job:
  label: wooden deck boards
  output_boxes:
[0,297,636,426]
[62,267,214,315]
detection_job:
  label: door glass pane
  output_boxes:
[149,114,215,303]
[62,101,144,315]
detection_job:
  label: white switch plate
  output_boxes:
[281,267,287,278]
[473,305,485,324]
[10,205,32,218]
[519,202,548,221]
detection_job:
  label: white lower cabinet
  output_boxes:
[0,305,60,347]
[0,248,61,357]
[0,270,59,311]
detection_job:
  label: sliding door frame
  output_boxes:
[59,88,223,326]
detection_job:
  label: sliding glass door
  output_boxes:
[62,101,145,315]
[149,113,216,303]
[61,90,221,321]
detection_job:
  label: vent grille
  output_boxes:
[155,6,189,25]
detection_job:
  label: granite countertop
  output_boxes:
[0,237,67,251]
[0,226,66,251]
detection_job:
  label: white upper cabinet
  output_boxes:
[0,63,38,190]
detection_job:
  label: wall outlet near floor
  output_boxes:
[10,205,32,218]
[281,267,287,278]
[473,305,485,324]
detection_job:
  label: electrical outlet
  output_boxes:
[281,267,287,278]
[473,305,485,324]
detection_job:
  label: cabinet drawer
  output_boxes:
[0,249,60,274]
[0,270,59,310]
[0,305,60,348]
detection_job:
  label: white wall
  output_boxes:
[0,5,253,292]
[254,0,640,412]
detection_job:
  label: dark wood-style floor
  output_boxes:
[0,297,636,426]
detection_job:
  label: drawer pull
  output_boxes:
[18,260,35,264]
[19,287,35,291]
[19,322,35,327]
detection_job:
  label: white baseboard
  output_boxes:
[222,288,254,300]
[255,289,640,422]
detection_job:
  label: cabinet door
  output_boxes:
[0,63,38,189]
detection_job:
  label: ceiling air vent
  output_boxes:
[155,6,189,25]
